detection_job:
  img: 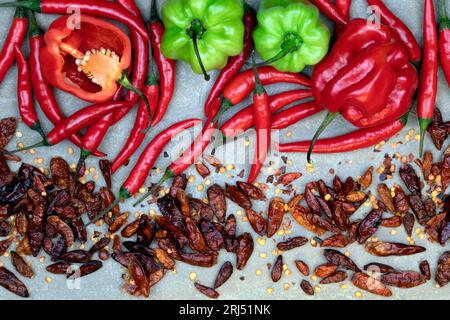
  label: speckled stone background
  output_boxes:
[0,0,448,300]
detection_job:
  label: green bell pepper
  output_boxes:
[253,0,330,73]
[161,0,245,80]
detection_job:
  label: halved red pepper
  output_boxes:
[39,14,132,103]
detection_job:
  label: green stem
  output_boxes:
[75,149,91,177]
[5,140,48,154]
[187,19,210,81]
[307,112,339,163]
[418,117,431,157]
[256,32,303,67]
[118,72,153,129]
[0,1,41,11]
[133,168,175,206]
[251,51,265,95]
[150,0,159,22]
[441,0,450,29]
[30,121,46,141]
[28,9,42,37]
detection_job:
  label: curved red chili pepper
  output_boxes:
[367,0,421,63]
[28,13,105,157]
[308,0,349,26]
[271,101,323,130]
[247,55,271,184]
[0,7,27,84]
[439,0,450,87]
[150,0,176,126]
[277,115,408,154]
[220,89,313,137]
[116,0,149,104]
[418,0,438,156]
[14,45,46,140]
[335,0,352,36]
[0,0,148,40]
[204,4,256,116]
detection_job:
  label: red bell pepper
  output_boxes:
[39,14,132,103]
[308,19,418,162]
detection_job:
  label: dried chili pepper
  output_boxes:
[357,209,383,244]
[226,184,252,209]
[126,255,149,297]
[0,266,29,297]
[314,264,338,278]
[295,260,310,276]
[60,250,91,263]
[419,260,431,280]
[400,164,422,196]
[47,215,74,247]
[207,184,226,222]
[277,236,308,251]
[300,280,314,296]
[245,209,266,236]
[179,252,218,268]
[0,237,13,256]
[363,262,395,274]
[68,261,102,280]
[271,255,283,283]
[324,249,360,272]
[435,251,450,287]
[351,272,392,297]
[194,282,219,299]
[267,197,284,238]
[320,234,348,248]
[46,262,71,275]
[88,237,110,256]
[237,181,266,201]
[10,251,34,278]
[381,216,403,228]
[184,217,208,253]
[365,242,426,257]
[320,271,348,284]
[214,261,233,289]
[200,220,224,252]
[380,271,427,288]
[236,232,253,270]
[136,215,154,247]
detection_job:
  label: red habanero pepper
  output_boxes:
[220,89,313,137]
[7,101,132,154]
[27,13,106,157]
[116,0,149,104]
[367,0,421,63]
[150,0,176,126]
[204,3,256,116]
[308,0,349,26]
[14,45,46,140]
[271,101,323,130]
[440,0,450,87]
[418,0,439,156]
[247,54,271,184]
[111,67,160,174]
[0,7,27,84]
[0,0,148,40]
[277,113,408,154]
[96,119,201,219]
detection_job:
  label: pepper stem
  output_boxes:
[252,51,265,95]
[28,10,42,37]
[187,19,210,81]
[5,140,48,154]
[307,112,339,163]
[0,1,40,11]
[418,117,431,157]
[256,32,303,67]
[441,0,450,29]
[75,149,91,177]
[88,188,132,226]
[30,121,47,142]
[118,72,153,130]
[133,169,175,206]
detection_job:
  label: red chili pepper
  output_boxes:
[0,0,148,40]
[28,12,105,157]
[220,89,313,137]
[308,0,349,26]
[96,119,201,218]
[247,54,271,184]
[418,0,439,156]
[14,45,46,140]
[7,101,132,153]
[277,114,408,154]
[335,0,352,36]
[117,0,149,103]
[440,0,450,87]
[367,0,421,62]
[111,67,160,174]
[150,0,176,126]
[0,7,27,84]
[271,101,323,130]
[204,3,256,116]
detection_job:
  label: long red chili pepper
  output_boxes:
[0,7,27,84]
[335,0,351,36]
[0,0,148,40]
[116,0,149,104]
[95,118,201,220]
[418,0,439,156]
[308,0,349,26]
[111,67,160,174]
[28,12,104,157]
[14,45,46,140]
[203,3,256,116]
[277,113,408,154]
[220,89,313,137]
[440,0,450,87]
[247,54,271,184]
[7,101,132,153]
[149,0,176,126]
[271,102,323,130]
[367,0,421,62]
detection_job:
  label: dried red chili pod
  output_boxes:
[190,198,214,222]
[224,214,237,239]
[10,251,34,278]
[271,255,283,283]
[377,184,395,213]
[277,237,308,251]
[169,174,187,198]
[324,249,360,272]
[363,262,395,274]
[419,260,431,280]
[153,248,175,270]
[320,271,348,284]
[50,237,67,262]
[351,272,392,297]
[98,159,112,189]
[314,263,338,278]
[321,234,348,248]
[236,233,253,270]
[365,242,426,257]
[0,266,29,298]
[121,219,140,238]
[88,237,110,255]
[304,187,320,214]
[267,197,285,238]
[195,162,210,178]
[108,212,129,233]
[357,209,383,244]
[245,209,266,236]
[47,215,74,247]
[0,237,13,256]
[127,255,149,298]
[347,219,361,244]
[214,261,233,289]
[207,184,227,222]
[403,213,415,237]
[71,218,87,244]
[185,217,208,252]
[380,271,427,288]
[67,261,103,280]
[179,252,218,268]
[332,204,350,232]
[176,189,190,218]
[194,282,219,299]
[237,181,266,201]
[300,280,314,296]
[157,195,185,230]
[46,261,72,275]
[278,172,302,186]
[295,260,310,276]
[435,251,450,287]
[200,220,224,252]
[136,215,154,247]
[400,165,422,195]
[408,195,428,225]
[381,216,403,228]
[226,184,252,209]
[59,250,91,263]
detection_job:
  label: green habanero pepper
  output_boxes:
[253,0,330,73]
[161,0,245,81]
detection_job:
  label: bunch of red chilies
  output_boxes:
[0,0,448,206]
